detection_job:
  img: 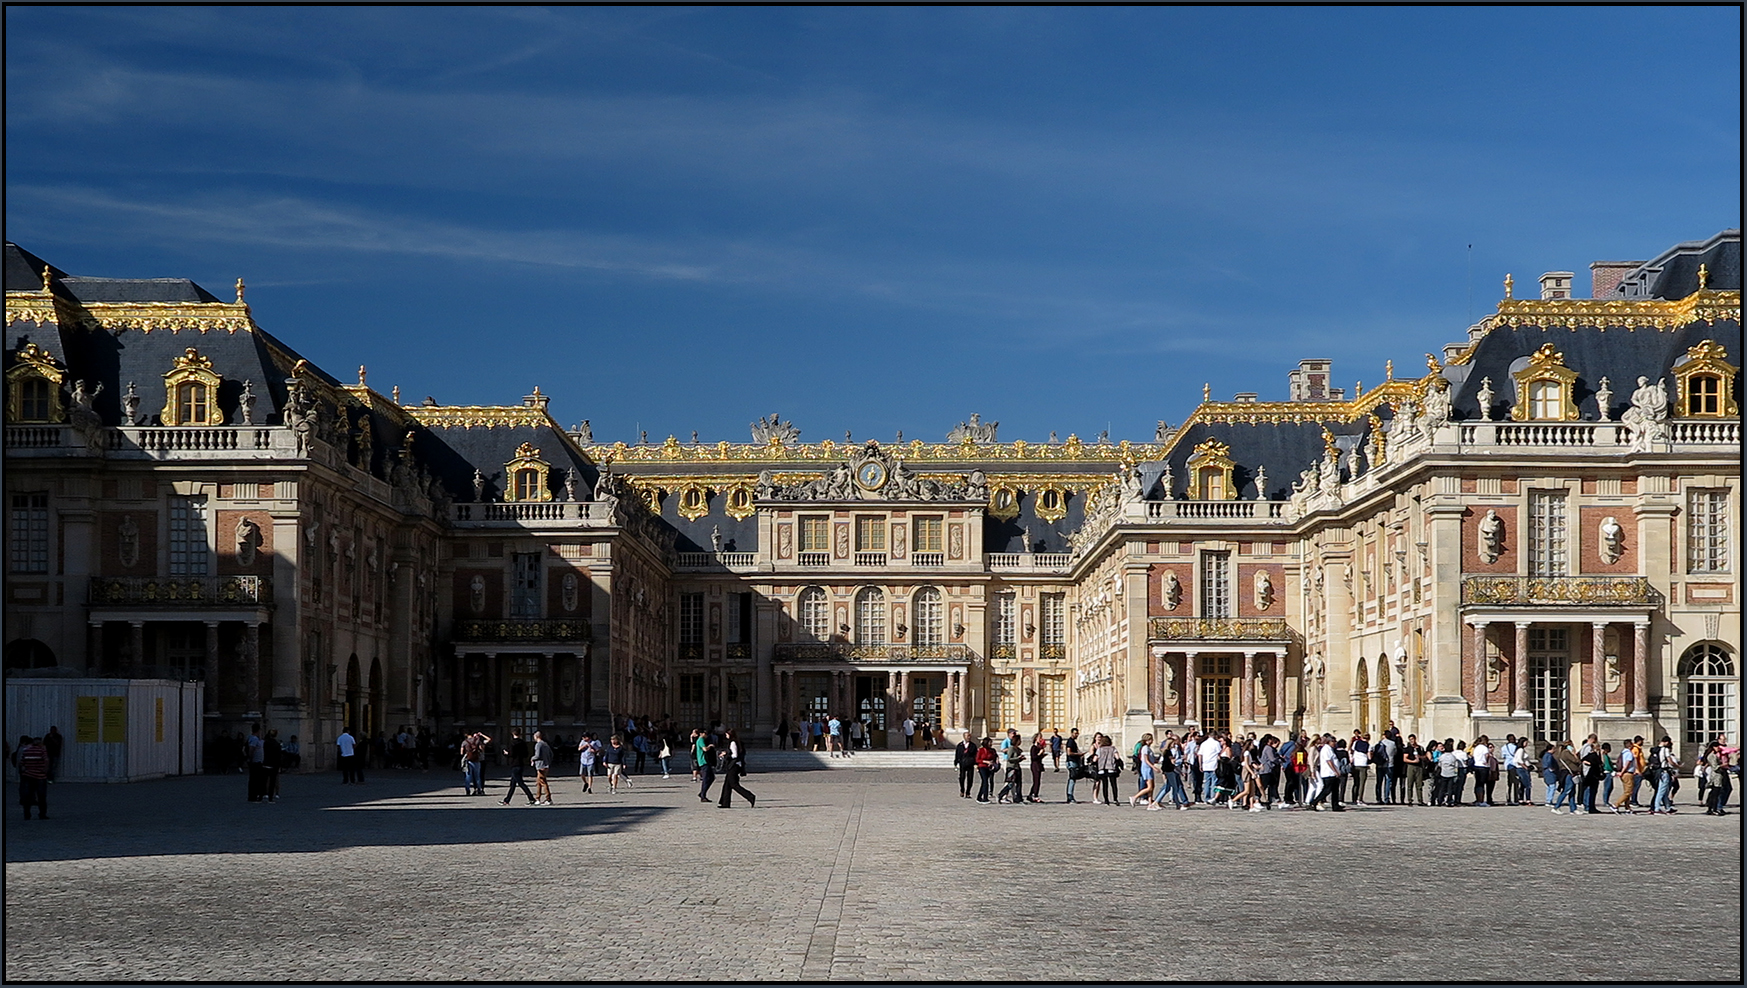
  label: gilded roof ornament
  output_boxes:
[1385,359,1393,381]
[41,265,53,294]
[235,278,245,303]
[1697,264,1709,290]
[358,364,367,387]
[1503,273,1514,299]
[1202,383,1211,401]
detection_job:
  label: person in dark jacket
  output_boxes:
[716,730,756,809]
[953,732,977,798]
[498,729,537,806]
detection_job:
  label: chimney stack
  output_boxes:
[1589,260,1642,298]
[1539,271,1574,300]
[1287,359,1333,401]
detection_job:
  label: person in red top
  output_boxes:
[973,737,999,802]
[16,735,49,819]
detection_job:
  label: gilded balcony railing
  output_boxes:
[1146,617,1296,642]
[89,576,270,607]
[453,619,593,642]
[1460,575,1661,607]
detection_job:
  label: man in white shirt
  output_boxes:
[335,728,360,784]
[1198,733,1223,803]
[1349,733,1371,805]
[902,717,916,750]
[1309,736,1345,811]
[1470,738,1494,806]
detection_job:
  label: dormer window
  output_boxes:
[513,468,541,501]
[5,342,66,424]
[1673,341,1738,419]
[501,442,552,502]
[1185,439,1237,500]
[160,347,222,426]
[1509,343,1578,422]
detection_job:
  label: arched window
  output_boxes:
[798,587,830,641]
[912,587,943,646]
[855,587,886,646]
[1680,642,1738,746]
[1355,659,1370,734]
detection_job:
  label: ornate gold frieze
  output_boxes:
[1147,617,1295,642]
[2,294,63,329]
[1444,290,1742,366]
[59,300,256,335]
[1460,575,1660,607]
[404,405,554,430]
[588,436,1163,464]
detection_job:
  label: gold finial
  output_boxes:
[41,265,53,293]
[235,278,245,303]
[1503,273,1514,299]
[1355,380,1362,397]
[1697,263,1709,290]
[1385,359,1394,381]
[1203,382,1211,401]
[1426,352,1442,374]
[392,385,401,404]
[358,364,367,387]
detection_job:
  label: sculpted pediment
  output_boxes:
[754,441,986,503]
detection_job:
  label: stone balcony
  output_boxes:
[772,642,973,665]
[89,575,271,607]
[1459,575,1662,608]
[1146,616,1297,643]
[448,500,609,529]
[452,618,593,643]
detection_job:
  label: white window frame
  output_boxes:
[993,592,1017,645]
[855,587,886,645]
[1688,489,1731,574]
[168,495,210,576]
[1201,551,1231,618]
[678,592,705,644]
[1527,491,1568,577]
[799,587,831,641]
[913,587,943,646]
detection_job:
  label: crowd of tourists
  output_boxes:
[770,713,945,755]
[951,725,1739,816]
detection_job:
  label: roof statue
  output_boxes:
[946,413,998,444]
[750,413,799,444]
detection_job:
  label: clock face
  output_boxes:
[856,460,888,491]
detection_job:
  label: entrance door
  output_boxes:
[1198,655,1237,735]
[1529,628,1569,744]
[510,552,541,618]
[509,656,540,736]
[911,673,945,746]
[855,675,887,747]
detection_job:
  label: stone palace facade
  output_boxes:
[4,231,1740,766]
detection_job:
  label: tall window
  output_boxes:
[1687,374,1722,416]
[9,493,49,574]
[798,587,830,641]
[913,516,943,553]
[1681,643,1737,746]
[678,592,704,644]
[855,587,886,645]
[993,592,1017,645]
[1201,551,1231,618]
[168,496,209,575]
[1688,489,1730,573]
[19,378,51,421]
[799,516,830,552]
[913,587,943,646]
[514,469,541,501]
[855,516,885,551]
[1529,628,1569,744]
[1527,491,1568,577]
[678,673,705,728]
[989,674,1017,731]
[1040,594,1066,647]
[510,552,541,618]
[178,382,209,425]
[1037,674,1066,729]
[1528,380,1562,420]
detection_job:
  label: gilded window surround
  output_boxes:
[1509,343,1580,422]
[1673,340,1739,418]
[502,442,554,503]
[5,341,66,423]
[1185,439,1238,500]
[160,347,223,426]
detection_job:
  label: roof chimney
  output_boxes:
[1539,271,1574,300]
[1589,260,1642,298]
[1232,392,1258,403]
[1287,359,1333,401]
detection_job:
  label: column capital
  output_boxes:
[1514,620,1532,630]
[1632,620,1650,630]
[128,619,145,628]
[203,620,221,629]
[1591,620,1610,630]
[1150,646,1168,659]
[1467,618,1490,628]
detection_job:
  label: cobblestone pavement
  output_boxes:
[4,767,1740,982]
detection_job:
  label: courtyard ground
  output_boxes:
[4,765,1740,982]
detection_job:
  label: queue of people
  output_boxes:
[950,725,1738,817]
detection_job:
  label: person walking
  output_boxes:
[42,726,63,783]
[716,730,756,809]
[16,736,49,820]
[1649,736,1679,814]
[694,730,716,803]
[1092,734,1123,806]
[1349,732,1371,805]
[1701,742,1733,816]
[1154,732,1188,810]
[996,730,1024,805]
[974,737,999,802]
[576,733,598,794]
[1027,733,1047,803]
[1308,735,1345,811]
[335,727,361,785]
[1049,729,1064,772]
[1128,734,1157,808]
[499,729,536,806]
[658,736,674,779]
[603,734,630,795]
[531,731,555,805]
[1063,728,1084,804]
[954,732,978,798]
[901,716,916,750]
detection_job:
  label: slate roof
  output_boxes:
[1604,229,1740,298]
[415,422,597,504]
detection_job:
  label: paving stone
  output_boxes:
[3,769,1740,981]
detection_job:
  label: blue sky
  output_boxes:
[6,7,1740,444]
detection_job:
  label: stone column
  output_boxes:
[204,621,221,714]
[129,621,146,678]
[957,669,971,728]
[242,621,262,718]
[1631,622,1651,716]
[1470,621,1489,713]
[1273,649,1287,725]
[949,671,961,730]
[1148,647,1164,718]
[1184,651,1198,724]
[484,652,500,725]
[1241,651,1257,725]
[1591,622,1608,713]
[1512,622,1531,717]
[540,652,555,725]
